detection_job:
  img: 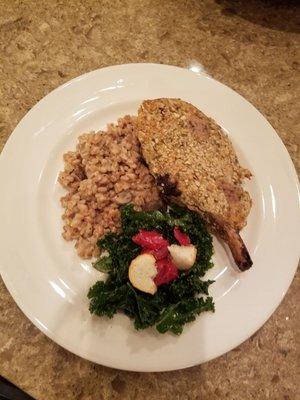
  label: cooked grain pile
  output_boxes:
[59,116,161,258]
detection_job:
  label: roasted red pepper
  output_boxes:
[154,257,179,286]
[173,227,191,246]
[132,230,169,250]
[132,229,180,286]
[141,246,169,260]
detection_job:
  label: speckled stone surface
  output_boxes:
[0,1,299,399]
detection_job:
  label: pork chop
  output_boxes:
[137,98,253,271]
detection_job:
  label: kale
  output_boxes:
[97,231,140,283]
[156,297,215,335]
[88,204,215,335]
[88,281,129,318]
[92,256,113,273]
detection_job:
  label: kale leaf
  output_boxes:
[92,256,113,272]
[88,281,129,318]
[156,297,214,335]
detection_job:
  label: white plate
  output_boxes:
[0,64,299,372]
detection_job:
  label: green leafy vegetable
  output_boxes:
[156,297,215,335]
[92,256,113,272]
[88,204,215,334]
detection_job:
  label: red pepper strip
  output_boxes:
[154,257,179,286]
[132,229,169,250]
[173,226,191,246]
[141,246,169,260]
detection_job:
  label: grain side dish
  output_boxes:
[58,116,161,258]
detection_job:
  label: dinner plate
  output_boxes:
[0,64,299,372]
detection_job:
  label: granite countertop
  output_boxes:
[0,1,299,399]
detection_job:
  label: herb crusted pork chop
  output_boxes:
[137,98,253,271]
